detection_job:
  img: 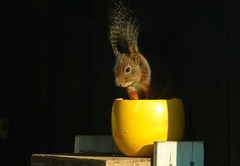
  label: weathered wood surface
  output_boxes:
[153,141,204,166]
[31,154,152,166]
[74,135,120,154]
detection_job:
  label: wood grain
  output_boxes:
[31,154,151,166]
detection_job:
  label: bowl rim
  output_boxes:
[114,98,181,101]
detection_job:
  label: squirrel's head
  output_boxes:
[114,52,141,87]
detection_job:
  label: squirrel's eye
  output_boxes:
[126,67,130,73]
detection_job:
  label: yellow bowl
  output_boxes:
[111,98,185,157]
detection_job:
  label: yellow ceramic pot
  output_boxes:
[111,98,185,157]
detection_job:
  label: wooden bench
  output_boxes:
[31,135,204,166]
[31,154,152,166]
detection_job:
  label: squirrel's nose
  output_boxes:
[115,79,122,87]
[115,82,121,87]
[115,78,120,87]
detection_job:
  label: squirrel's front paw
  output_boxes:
[126,88,139,100]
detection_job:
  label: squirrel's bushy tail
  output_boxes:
[108,0,140,55]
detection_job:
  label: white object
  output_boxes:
[153,141,204,166]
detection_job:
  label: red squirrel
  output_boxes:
[108,0,151,100]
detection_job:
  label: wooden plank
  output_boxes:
[153,141,204,166]
[89,0,111,135]
[2,0,50,165]
[48,0,92,153]
[190,0,230,165]
[230,1,240,165]
[74,135,120,154]
[31,154,151,166]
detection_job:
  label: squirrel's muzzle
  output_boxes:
[115,78,133,88]
[115,81,123,87]
[115,78,125,87]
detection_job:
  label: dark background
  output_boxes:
[1,0,240,165]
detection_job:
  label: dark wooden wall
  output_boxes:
[0,0,240,166]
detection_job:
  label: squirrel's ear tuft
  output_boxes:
[112,46,120,56]
[129,46,140,64]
